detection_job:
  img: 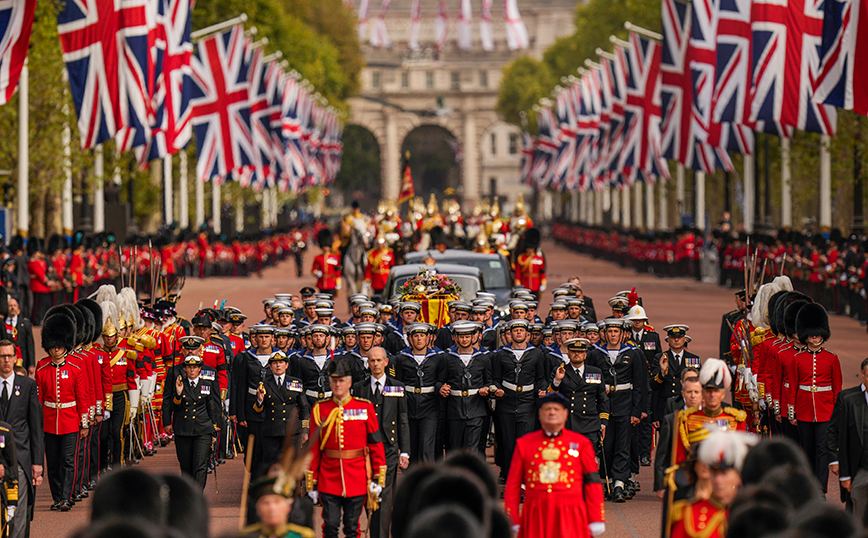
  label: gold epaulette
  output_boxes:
[645,324,655,331]
[669,499,688,523]
[723,406,747,423]
[750,327,770,346]
[354,397,372,404]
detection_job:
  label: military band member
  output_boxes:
[96,303,136,469]
[350,347,409,538]
[650,325,700,427]
[253,351,310,471]
[503,392,605,538]
[364,236,395,297]
[552,338,609,450]
[306,360,387,538]
[36,313,89,511]
[490,319,547,481]
[439,322,492,454]
[391,323,442,463]
[514,229,546,297]
[161,354,221,489]
[311,230,342,297]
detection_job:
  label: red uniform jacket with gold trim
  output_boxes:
[35,357,90,435]
[307,395,386,498]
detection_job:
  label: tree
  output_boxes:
[496,57,552,133]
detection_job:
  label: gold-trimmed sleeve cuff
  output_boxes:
[305,470,315,491]
[377,465,387,488]
[173,396,182,405]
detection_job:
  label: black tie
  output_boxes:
[1,381,8,414]
[190,381,195,388]
[375,381,381,399]
[278,376,283,387]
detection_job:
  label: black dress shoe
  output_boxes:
[60,501,72,512]
[498,475,507,484]
[80,488,89,498]
[88,480,97,490]
[50,502,61,511]
[224,453,234,460]
[631,479,641,492]
[218,458,226,465]
[640,456,652,466]
[613,486,626,503]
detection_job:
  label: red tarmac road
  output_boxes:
[31,239,864,537]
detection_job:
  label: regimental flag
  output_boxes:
[0,0,36,105]
[136,0,194,165]
[57,0,153,149]
[814,0,868,115]
[750,0,836,135]
[398,161,415,204]
[189,25,255,184]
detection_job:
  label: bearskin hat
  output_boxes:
[767,291,789,335]
[795,303,830,344]
[76,299,103,343]
[41,312,76,352]
[429,226,447,247]
[316,228,333,249]
[74,303,95,345]
[48,304,85,346]
[26,237,43,256]
[783,299,812,338]
[7,235,23,254]
[0,286,8,319]
[522,228,541,251]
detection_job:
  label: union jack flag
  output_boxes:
[550,87,578,191]
[576,73,601,191]
[605,45,629,186]
[57,0,153,149]
[594,55,615,190]
[0,0,36,105]
[519,131,535,185]
[281,76,306,193]
[750,0,836,135]
[531,105,558,188]
[136,0,194,164]
[248,46,274,190]
[814,0,868,115]
[189,25,255,184]
[621,32,669,184]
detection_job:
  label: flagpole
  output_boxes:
[624,21,662,41]
[820,135,832,230]
[743,153,755,233]
[16,58,28,238]
[695,171,706,232]
[179,151,189,229]
[164,156,173,226]
[62,69,73,240]
[658,178,668,229]
[634,181,644,231]
[94,144,105,233]
[195,176,204,229]
[781,138,792,228]
[212,181,221,233]
[190,14,248,42]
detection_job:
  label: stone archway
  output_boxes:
[333,124,382,212]
[401,124,462,199]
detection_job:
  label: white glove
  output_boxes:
[307,490,319,504]
[7,506,14,520]
[148,374,158,399]
[223,399,230,413]
[539,284,547,292]
[511,525,520,535]
[104,410,111,420]
[589,522,605,536]
[314,270,323,278]
[369,482,383,502]
[129,389,141,420]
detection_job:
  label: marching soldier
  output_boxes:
[364,235,395,298]
[36,312,89,511]
[95,302,136,470]
[587,318,644,502]
[306,360,387,538]
[438,322,491,454]
[350,347,409,538]
[230,325,276,473]
[161,354,221,489]
[391,323,443,464]
[552,338,609,450]
[514,229,546,298]
[311,230,342,297]
[253,351,310,470]
[490,319,547,482]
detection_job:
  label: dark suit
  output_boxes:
[831,386,864,514]
[352,375,409,538]
[581,296,597,323]
[0,374,41,538]
[161,374,221,488]
[837,389,868,526]
[7,318,34,372]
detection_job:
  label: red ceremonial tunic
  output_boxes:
[36,357,90,435]
[308,395,387,498]
[670,498,728,538]
[504,429,604,538]
[787,347,841,423]
[364,248,395,291]
[311,252,341,291]
[514,253,546,292]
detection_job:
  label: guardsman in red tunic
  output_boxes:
[669,428,757,538]
[673,360,746,465]
[96,304,137,469]
[787,303,840,492]
[364,235,394,296]
[504,392,605,538]
[306,360,386,538]
[514,228,546,296]
[311,229,342,297]
[36,312,89,512]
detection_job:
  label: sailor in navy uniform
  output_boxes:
[650,325,700,428]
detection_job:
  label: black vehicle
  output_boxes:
[378,263,485,304]
[403,250,512,308]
